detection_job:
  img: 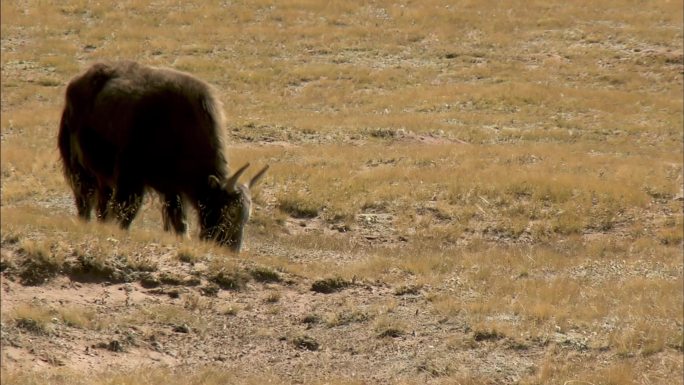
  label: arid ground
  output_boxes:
[1,1,683,384]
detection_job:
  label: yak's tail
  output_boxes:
[59,62,117,191]
[58,105,98,220]
[57,105,75,189]
[58,62,121,219]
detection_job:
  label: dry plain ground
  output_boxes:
[1,1,683,384]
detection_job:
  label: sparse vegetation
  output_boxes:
[374,316,406,338]
[311,277,351,293]
[291,334,319,351]
[278,193,320,219]
[249,266,282,283]
[12,304,55,335]
[209,269,250,291]
[1,0,682,384]
[57,306,99,330]
[325,306,372,328]
[176,248,199,264]
[16,240,64,285]
[70,251,121,282]
[394,284,422,296]
[263,290,281,304]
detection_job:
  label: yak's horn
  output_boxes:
[249,165,269,188]
[226,163,250,191]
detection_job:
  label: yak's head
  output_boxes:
[200,163,269,252]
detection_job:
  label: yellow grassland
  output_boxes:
[1,0,682,384]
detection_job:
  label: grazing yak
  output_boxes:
[58,61,267,252]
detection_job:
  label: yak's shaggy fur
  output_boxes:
[58,61,266,251]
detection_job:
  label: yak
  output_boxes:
[58,61,267,252]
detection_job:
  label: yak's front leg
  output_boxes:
[162,193,188,235]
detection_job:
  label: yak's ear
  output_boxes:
[208,175,223,189]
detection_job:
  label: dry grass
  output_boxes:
[9,304,56,336]
[1,0,682,384]
[0,367,285,385]
[55,305,100,330]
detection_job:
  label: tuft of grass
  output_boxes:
[473,329,506,342]
[123,304,208,334]
[139,273,161,288]
[278,193,320,219]
[200,283,220,297]
[183,292,213,311]
[291,334,319,351]
[0,257,14,273]
[658,222,684,245]
[220,303,240,316]
[301,313,322,325]
[428,294,464,318]
[57,306,99,329]
[206,258,250,290]
[394,284,422,296]
[176,247,200,264]
[311,277,351,294]
[416,355,454,378]
[124,254,158,273]
[69,252,131,283]
[209,270,250,291]
[158,272,185,285]
[610,322,672,358]
[17,240,64,286]
[263,290,281,304]
[374,316,407,338]
[325,309,371,328]
[249,266,282,283]
[550,210,585,235]
[13,304,55,335]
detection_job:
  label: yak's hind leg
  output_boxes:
[162,193,187,235]
[70,168,97,221]
[111,180,144,229]
[74,184,95,220]
[95,186,113,222]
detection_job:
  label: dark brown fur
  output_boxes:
[58,61,266,251]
